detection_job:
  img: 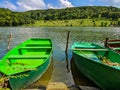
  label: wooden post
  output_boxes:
[65,31,70,72]
[104,38,109,47]
[7,33,12,50]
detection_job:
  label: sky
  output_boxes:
[0,0,120,11]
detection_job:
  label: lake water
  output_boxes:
[0,27,120,89]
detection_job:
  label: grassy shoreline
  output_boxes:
[26,19,118,27]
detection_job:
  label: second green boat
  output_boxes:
[71,42,120,90]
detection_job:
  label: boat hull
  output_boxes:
[73,53,120,90]
[9,56,51,90]
[72,42,120,90]
[0,38,52,90]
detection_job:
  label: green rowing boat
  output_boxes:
[0,38,52,90]
[71,42,120,90]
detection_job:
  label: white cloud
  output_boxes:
[17,0,46,11]
[97,0,120,7]
[47,4,58,9]
[0,0,119,12]
[0,0,46,11]
[59,0,73,8]
[0,1,17,11]
[113,0,120,3]
[110,0,120,7]
[0,0,73,11]
[47,0,74,9]
[104,0,120,7]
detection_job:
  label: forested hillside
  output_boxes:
[0,8,34,26]
[0,6,120,26]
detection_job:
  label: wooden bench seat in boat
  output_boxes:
[107,42,120,44]
[113,48,120,50]
[73,48,108,51]
[18,46,51,55]
[7,55,49,59]
[26,43,51,46]
[19,46,51,50]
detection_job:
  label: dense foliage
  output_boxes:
[0,6,120,26]
[0,8,34,26]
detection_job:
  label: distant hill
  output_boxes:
[0,6,120,26]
